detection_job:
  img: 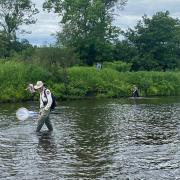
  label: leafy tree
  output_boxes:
[34,47,79,69]
[113,40,137,63]
[0,0,38,56]
[124,11,180,71]
[11,39,35,61]
[0,30,8,57]
[43,0,127,65]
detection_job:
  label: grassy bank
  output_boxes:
[0,61,180,102]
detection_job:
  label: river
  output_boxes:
[0,97,180,179]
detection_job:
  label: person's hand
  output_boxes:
[44,107,49,111]
[25,84,35,93]
[39,108,44,116]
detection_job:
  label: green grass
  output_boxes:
[66,67,180,98]
[0,61,53,102]
[0,60,180,102]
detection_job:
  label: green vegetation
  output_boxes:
[0,1,180,102]
[124,11,180,71]
[0,61,52,102]
[103,61,132,72]
[66,67,180,98]
[0,61,179,102]
[1,1,180,71]
[0,0,38,57]
[43,0,127,65]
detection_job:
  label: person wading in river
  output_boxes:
[34,81,53,132]
[132,85,140,97]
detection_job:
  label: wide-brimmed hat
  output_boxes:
[34,81,44,89]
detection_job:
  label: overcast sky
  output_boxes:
[19,0,180,46]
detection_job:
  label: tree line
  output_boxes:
[0,0,180,71]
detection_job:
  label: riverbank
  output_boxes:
[0,61,180,102]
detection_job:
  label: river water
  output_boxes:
[0,97,180,179]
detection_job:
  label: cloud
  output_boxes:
[18,0,180,45]
[113,15,141,30]
[114,0,180,31]
[18,0,60,45]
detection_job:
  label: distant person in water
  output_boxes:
[34,81,53,132]
[132,85,139,97]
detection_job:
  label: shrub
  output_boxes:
[0,60,179,102]
[103,61,132,72]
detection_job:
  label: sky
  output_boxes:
[19,0,180,46]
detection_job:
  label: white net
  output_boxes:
[16,107,30,120]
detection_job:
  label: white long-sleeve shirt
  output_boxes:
[40,88,52,110]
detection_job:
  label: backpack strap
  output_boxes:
[40,88,48,106]
[43,88,47,100]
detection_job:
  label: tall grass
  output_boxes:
[0,60,180,102]
[66,67,180,98]
[103,61,132,72]
[0,61,53,102]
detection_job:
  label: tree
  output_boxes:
[0,0,38,56]
[43,0,127,65]
[34,47,79,68]
[124,11,180,71]
[113,40,137,63]
[0,30,8,57]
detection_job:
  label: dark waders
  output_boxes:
[133,90,139,97]
[36,109,53,132]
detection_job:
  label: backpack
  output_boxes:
[44,89,57,110]
[50,93,57,110]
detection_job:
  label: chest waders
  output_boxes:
[36,90,53,132]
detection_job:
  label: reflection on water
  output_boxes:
[37,131,57,161]
[0,97,180,179]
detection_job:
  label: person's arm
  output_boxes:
[44,89,53,111]
[38,94,45,116]
[133,87,138,93]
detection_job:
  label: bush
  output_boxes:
[0,60,53,102]
[0,60,179,102]
[103,61,132,72]
[68,67,135,98]
[32,47,79,69]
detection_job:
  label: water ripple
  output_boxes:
[0,99,180,179]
